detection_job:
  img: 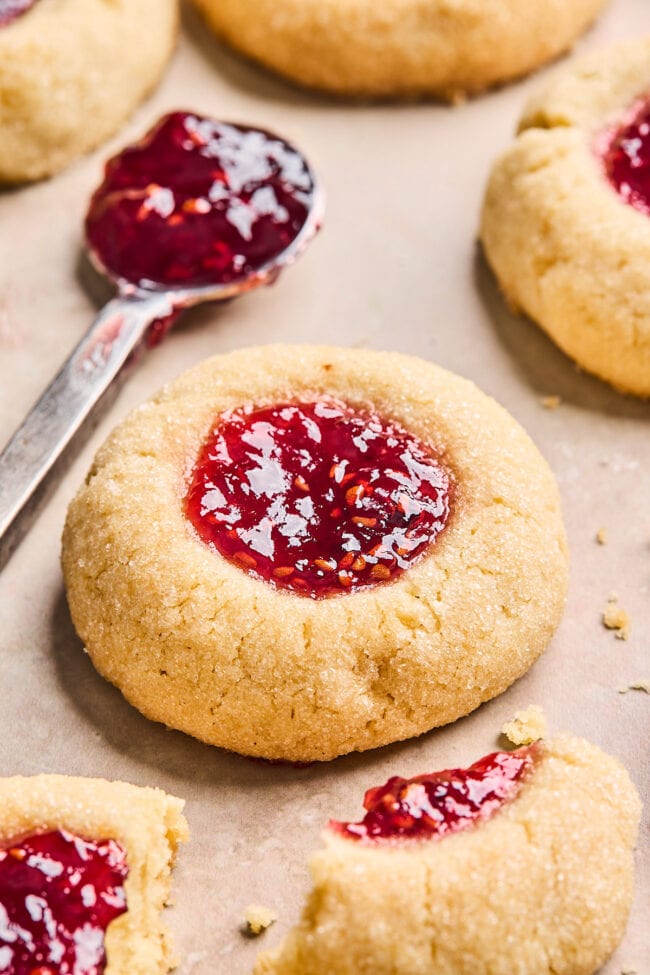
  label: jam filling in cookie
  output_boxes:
[0,830,128,975]
[331,746,538,842]
[85,111,315,290]
[601,98,650,216]
[0,0,37,26]
[186,398,453,597]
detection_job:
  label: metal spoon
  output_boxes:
[0,117,323,558]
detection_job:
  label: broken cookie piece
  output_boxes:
[0,774,188,975]
[245,905,277,936]
[254,737,639,975]
[502,704,547,745]
[603,597,631,640]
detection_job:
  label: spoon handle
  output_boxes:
[0,291,173,551]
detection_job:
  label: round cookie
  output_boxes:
[62,345,569,762]
[191,0,608,99]
[254,737,641,975]
[481,36,650,398]
[0,0,178,182]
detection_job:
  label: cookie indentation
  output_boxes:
[331,746,537,842]
[602,97,650,215]
[186,398,453,597]
[0,830,128,975]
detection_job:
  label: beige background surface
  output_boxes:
[0,2,648,972]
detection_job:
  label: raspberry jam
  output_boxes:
[85,111,316,290]
[331,746,537,842]
[0,0,37,26]
[0,830,128,975]
[186,398,452,597]
[601,98,650,215]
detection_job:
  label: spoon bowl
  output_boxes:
[0,112,324,558]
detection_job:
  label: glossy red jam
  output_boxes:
[0,0,37,26]
[186,398,452,598]
[85,111,316,290]
[601,97,650,216]
[0,830,128,975]
[331,746,537,842]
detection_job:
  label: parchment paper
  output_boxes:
[0,2,648,972]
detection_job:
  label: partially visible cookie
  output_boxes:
[191,0,607,99]
[0,0,178,182]
[481,36,650,397]
[254,737,640,975]
[0,775,188,975]
[62,345,569,762]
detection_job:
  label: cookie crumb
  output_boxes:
[244,905,277,936]
[540,395,561,410]
[618,680,650,695]
[603,597,630,640]
[595,527,607,545]
[502,705,547,745]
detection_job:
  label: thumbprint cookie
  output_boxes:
[0,0,178,182]
[254,737,640,975]
[0,774,188,975]
[191,0,608,99]
[481,36,650,397]
[62,346,568,762]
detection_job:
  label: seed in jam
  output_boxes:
[0,830,128,975]
[0,0,37,26]
[601,97,650,216]
[185,398,452,598]
[85,111,316,290]
[330,746,537,842]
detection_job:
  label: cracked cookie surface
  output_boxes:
[481,36,650,397]
[254,737,640,975]
[191,0,607,99]
[62,345,568,762]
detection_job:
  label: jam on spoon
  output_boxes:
[0,829,128,975]
[0,0,38,27]
[330,746,538,842]
[0,113,321,561]
[85,111,317,291]
[600,96,650,216]
[186,397,453,597]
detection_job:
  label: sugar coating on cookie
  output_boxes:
[254,737,641,975]
[191,0,607,99]
[62,345,568,762]
[481,36,650,397]
[0,0,178,182]
[0,775,188,975]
